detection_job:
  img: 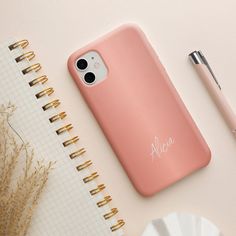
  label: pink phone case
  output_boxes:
[68,24,211,196]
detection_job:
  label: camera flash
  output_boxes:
[94,62,100,69]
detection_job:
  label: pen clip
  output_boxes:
[190,51,221,90]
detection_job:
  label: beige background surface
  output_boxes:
[1,0,236,235]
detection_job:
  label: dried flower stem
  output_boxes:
[0,104,54,236]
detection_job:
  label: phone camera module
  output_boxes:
[75,51,107,85]
[84,72,95,84]
[76,59,88,70]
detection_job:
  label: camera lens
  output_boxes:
[84,72,95,84]
[76,59,88,70]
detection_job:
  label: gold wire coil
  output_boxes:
[8,39,124,231]
[8,39,124,230]
[83,172,99,183]
[97,196,112,207]
[36,88,54,99]
[49,112,67,123]
[63,136,79,147]
[69,148,86,159]
[9,39,29,50]
[104,208,118,220]
[90,184,105,196]
[42,99,60,111]
[56,124,73,135]
[15,51,35,62]
[22,63,41,74]
[29,75,48,87]
[110,220,125,232]
[76,160,92,171]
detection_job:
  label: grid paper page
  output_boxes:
[0,40,124,236]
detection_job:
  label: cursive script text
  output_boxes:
[151,136,174,161]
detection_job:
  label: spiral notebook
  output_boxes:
[0,39,125,236]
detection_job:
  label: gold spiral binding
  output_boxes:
[49,112,67,123]
[56,124,73,135]
[9,39,29,50]
[63,136,79,147]
[42,99,60,111]
[15,51,35,62]
[36,88,54,99]
[90,184,105,195]
[29,75,48,87]
[69,148,86,159]
[104,208,118,220]
[29,75,48,86]
[111,220,125,232]
[83,172,99,183]
[22,63,41,74]
[97,196,112,207]
[76,160,92,171]
[10,39,125,232]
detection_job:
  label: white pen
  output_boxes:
[189,50,236,135]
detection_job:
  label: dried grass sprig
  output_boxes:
[0,104,54,236]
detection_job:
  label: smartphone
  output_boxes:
[68,24,211,196]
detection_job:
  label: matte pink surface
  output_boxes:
[68,25,211,196]
[2,1,236,234]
